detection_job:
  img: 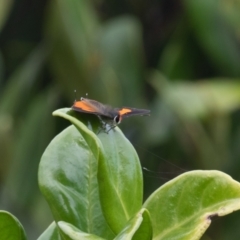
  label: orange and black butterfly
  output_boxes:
[72,97,150,132]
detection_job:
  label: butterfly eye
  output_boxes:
[114,114,121,124]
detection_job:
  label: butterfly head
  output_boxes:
[113,114,122,125]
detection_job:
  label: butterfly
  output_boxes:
[72,97,150,132]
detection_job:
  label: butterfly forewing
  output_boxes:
[72,98,117,119]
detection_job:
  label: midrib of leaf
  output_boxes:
[86,151,97,233]
[114,142,131,221]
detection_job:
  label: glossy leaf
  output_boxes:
[143,170,240,240]
[52,108,102,154]
[58,221,106,240]
[37,222,61,240]
[97,128,143,234]
[38,122,114,239]
[52,109,143,234]
[114,208,152,240]
[132,209,152,240]
[0,211,26,240]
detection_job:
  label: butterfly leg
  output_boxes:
[106,123,117,133]
[96,116,118,134]
[97,115,108,133]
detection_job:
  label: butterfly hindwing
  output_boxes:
[116,107,151,119]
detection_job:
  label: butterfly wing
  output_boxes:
[116,107,151,119]
[72,98,117,119]
[72,98,150,125]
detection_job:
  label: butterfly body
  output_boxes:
[72,97,150,132]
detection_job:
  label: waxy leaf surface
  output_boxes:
[37,222,61,240]
[39,108,143,238]
[38,123,114,239]
[144,170,240,240]
[58,221,106,240]
[0,211,26,240]
[114,208,152,240]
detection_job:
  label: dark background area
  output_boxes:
[1,0,240,239]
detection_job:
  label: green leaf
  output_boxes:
[100,16,145,106]
[37,222,61,240]
[52,108,101,156]
[45,0,100,98]
[52,108,143,234]
[58,221,106,240]
[0,47,46,194]
[0,45,46,115]
[143,170,240,240]
[38,122,114,239]
[220,0,240,36]
[97,128,143,234]
[0,0,13,31]
[158,23,198,80]
[151,73,240,119]
[2,91,56,209]
[114,208,152,240]
[132,209,152,240]
[184,0,240,76]
[0,211,27,240]
[0,50,3,86]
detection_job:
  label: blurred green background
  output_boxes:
[1,0,240,239]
